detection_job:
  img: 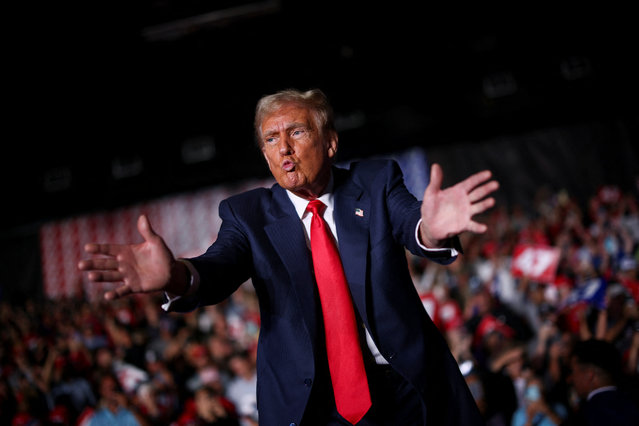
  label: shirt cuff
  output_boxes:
[161,259,200,311]
[415,218,459,256]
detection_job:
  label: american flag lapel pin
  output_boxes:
[355,208,364,217]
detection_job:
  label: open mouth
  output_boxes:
[282,160,295,172]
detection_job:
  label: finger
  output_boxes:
[83,243,122,256]
[87,270,124,283]
[137,214,159,242]
[466,221,488,234]
[460,170,493,192]
[427,163,443,193]
[78,258,119,271]
[468,180,500,203]
[104,285,132,301]
[470,197,496,216]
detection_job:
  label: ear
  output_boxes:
[327,131,338,159]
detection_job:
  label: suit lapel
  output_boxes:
[262,170,371,351]
[333,167,371,326]
[264,185,319,348]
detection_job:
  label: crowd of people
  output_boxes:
[1,181,639,425]
[410,182,639,425]
[0,280,261,425]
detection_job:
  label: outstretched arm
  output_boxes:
[419,163,499,248]
[77,214,191,300]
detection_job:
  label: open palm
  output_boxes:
[78,215,175,300]
[419,163,499,247]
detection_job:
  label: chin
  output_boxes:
[280,174,303,190]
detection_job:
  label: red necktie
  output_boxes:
[306,200,371,424]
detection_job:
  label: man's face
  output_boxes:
[260,104,337,200]
[569,357,593,398]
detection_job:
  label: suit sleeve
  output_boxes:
[165,199,254,312]
[382,160,460,264]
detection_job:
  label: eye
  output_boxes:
[291,128,307,138]
[264,136,277,144]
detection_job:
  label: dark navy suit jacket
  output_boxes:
[170,159,483,425]
[567,388,639,426]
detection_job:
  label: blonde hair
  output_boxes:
[254,88,335,146]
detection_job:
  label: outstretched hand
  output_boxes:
[77,214,177,300]
[419,163,499,248]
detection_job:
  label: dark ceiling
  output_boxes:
[4,1,638,235]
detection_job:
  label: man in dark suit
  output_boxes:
[561,339,639,426]
[79,89,498,425]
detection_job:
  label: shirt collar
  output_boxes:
[587,385,617,401]
[286,173,334,220]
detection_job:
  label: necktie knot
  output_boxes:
[306,199,325,216]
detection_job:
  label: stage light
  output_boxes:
[181,136,216,165]
[43,166,72,192]
[560,56,592,81]
[111,156,144,180]
[482,71,518,99]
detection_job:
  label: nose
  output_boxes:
[278,135,293,155]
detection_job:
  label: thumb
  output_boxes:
[427,163,443,195]
[137,214,158,242]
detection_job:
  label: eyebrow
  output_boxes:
[263,122,309,138]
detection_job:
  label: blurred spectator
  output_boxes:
[173,385,239,426]
[225,351,257,426]
[561,338,639,426]
[511,372,567,426]
[459,354,515,426]
[44,342,96,422]
[85,371,146,426]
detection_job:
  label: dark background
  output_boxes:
[6,1,638,231]
[2,2,638,300]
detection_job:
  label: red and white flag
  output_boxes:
[39,178,273,300]
[511,243,560,284]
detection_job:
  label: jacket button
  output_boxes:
[304,378,312,387]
